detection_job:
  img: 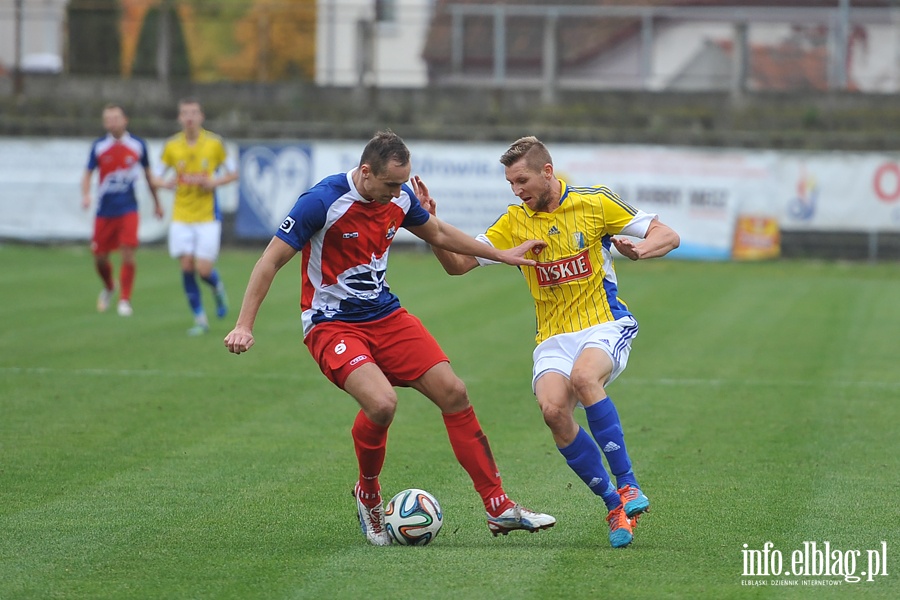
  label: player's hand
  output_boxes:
[198,175,217,191]
[612,236,641,261]
[81,194,92,211]
[498,239,548,267]
[224,327,255,354]
[411,175,437,216]
[154,204,164,219]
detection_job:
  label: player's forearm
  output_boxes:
[213,172,239,188]
[430,245,478,275]
[636,226,680,259]
[80,172,92,199]
[233,262,278,331]
[422,218,508,264]
[144,169,161,203]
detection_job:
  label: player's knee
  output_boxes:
[569,369,604,402]
[434,376,469,413]
[540,403,571,434]
[365,392,398,426]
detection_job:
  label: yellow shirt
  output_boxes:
[160,129,228,223]
[481,180,649,344]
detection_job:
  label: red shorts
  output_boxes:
[304,308,449,389]
[92,212,139,255]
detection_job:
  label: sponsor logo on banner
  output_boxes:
[732,215,780,261]
[238,144,313,239]
[535,249,593,286]
[787,166,818,221]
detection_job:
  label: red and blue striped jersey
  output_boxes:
[86,132,151,217]
[275,170,430,337]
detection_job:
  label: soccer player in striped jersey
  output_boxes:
[156,98,238,336]
[426,136,680,548]
[223,131,556,546]
[81,104,163,316]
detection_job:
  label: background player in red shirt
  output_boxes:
[224,131,556,546]
[81,104,162,316]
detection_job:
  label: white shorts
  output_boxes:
[168,221,222,261]
[532,316,639,392]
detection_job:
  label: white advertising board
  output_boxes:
[3,137,899,256]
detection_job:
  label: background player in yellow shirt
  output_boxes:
[156,98,239,336]
[421,136,680,548]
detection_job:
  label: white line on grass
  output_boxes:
[3,367,900,390]
[0,366,319,382]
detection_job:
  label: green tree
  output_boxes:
[131,3,191,79]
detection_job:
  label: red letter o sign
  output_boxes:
[874,162,900,203]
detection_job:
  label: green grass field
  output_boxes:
[2,243,898,599]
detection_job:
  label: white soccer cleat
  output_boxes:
[117,300,133,317]
[487,503,557,536]
[354,482,391,546]
[97,288,114,312]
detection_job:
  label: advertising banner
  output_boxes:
[777,153,900,232]
[237,144,315,239]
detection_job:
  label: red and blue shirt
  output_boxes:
[86,132,151,218]
[275,169,430,337]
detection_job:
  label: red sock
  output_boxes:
[96,261,114,290]
[120,263,135,301]
[442,406,513,516]
[351,410,388,507]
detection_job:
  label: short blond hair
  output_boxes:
[500,136,552,172]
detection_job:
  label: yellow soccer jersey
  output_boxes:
[480,180,654,344]
[160,129,229,223]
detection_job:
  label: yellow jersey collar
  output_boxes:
[521,179,569,217]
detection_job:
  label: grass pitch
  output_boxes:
[1,244,898,599]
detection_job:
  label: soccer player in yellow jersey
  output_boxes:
[422,136,680,548]
[156,98,239,336]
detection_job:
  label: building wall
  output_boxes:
[315,0,432,88]
[0,0,67,73]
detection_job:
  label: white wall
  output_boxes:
[0,0,66,72]
[316,0,432,88]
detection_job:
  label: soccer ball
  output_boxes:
[384,488,443,546]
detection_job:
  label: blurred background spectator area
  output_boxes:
[2,1,900,92]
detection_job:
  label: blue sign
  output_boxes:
[237,144,313,239]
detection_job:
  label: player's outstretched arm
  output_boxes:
[224,237,297,354]
[409,215,544,268]
[408,175,542,272]
[612,219,680,261]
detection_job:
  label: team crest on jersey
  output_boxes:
[385,220,397,240]
[572,232,586,250]
[534,249,593,287]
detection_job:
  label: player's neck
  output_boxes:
[184,128,201,144]
[350,167,374,203]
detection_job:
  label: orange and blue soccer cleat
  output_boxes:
[606,505,635,548]
[618,484,650,518]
